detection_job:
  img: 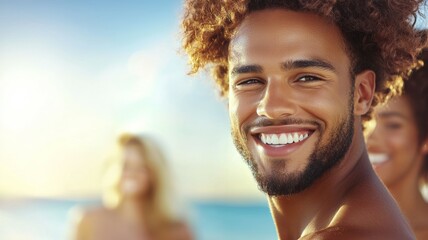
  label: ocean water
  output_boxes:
[0,198,277,240]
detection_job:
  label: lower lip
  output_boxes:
[371,160,390,170]
[254,134,313,158]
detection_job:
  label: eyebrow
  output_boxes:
[378,111,408,120]
[230,59,336,77]
[281,59,336,72]
[230,64,263,76]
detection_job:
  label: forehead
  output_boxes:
[229,9,350,67]
[123,144,144,161]
[376,96,413,118]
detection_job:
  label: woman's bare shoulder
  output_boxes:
[72,206,113,222]
[164,219,194,240]
[86,206,115,218]
[69,206,116,240]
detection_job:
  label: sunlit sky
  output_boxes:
[0,0,261,199]
[0,1,427,199]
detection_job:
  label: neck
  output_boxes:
[117,196,148,224]
[268,128,372,239]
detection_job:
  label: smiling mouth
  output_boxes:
[249,124,317,157]
[259,132,310,147]
[369,153,389,165]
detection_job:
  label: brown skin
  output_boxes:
[368,96,428,239]
[228,9,414,239]
[73,206,151,240]
[73,206,192,240]
[72,145,192,240]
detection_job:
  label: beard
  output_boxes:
[231,96,354,196]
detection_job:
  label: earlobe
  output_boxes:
[353,70,376,115]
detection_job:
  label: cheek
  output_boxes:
[386,132,414,154]
[135,171,150,186]
[301,80,349,112]
[298,89,349,137]
[228,94,257,128]
[377,130,419,185]
[384,130,420,173]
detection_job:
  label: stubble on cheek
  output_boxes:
[229,111,260,172]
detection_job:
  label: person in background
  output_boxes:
[71,133,193,240]
[367,47,428,239]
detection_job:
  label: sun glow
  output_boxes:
[0,46,108,197]
[0,42,171,197]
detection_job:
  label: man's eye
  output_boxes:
[296,75,322,82]
[237,78,263,86]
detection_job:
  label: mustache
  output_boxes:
[243,117,321,134]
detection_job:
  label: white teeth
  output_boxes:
[369,153,389,164]
[271,134,279,144]
[266,135,272,144]
[293,133,299,143]
[279,134,287,144]
[287,134,293,144]
[260,132,310,145]
[261,134,266,143]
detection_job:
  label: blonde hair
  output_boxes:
[102,133,177,232]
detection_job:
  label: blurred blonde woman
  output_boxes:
[72,133,193,240]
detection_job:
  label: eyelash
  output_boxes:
[234,74,323,89]
[295,75,322,82]
[236,78,263,86]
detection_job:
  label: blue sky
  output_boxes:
[0,1,426,199]
[0,0,259,199]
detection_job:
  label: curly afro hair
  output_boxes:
[402,47,428,184]
[182,0,427,122]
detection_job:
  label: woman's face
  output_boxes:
[367,96,426,186]
[119,145,151,197]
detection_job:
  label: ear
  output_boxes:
[353,70,376,116]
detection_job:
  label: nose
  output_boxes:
[256,80,296,119]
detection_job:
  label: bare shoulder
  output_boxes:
[72,206,113,224]
[300,226,414,240]
[69,206,114,240]
[299,192,415,239]
[325,177,415,239]
[164,220,194,240]
[319,203,415,240]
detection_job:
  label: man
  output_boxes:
[182,0,426,239]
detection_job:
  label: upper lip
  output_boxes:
[249,124,318,135]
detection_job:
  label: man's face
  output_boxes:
[228,9,356,196]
